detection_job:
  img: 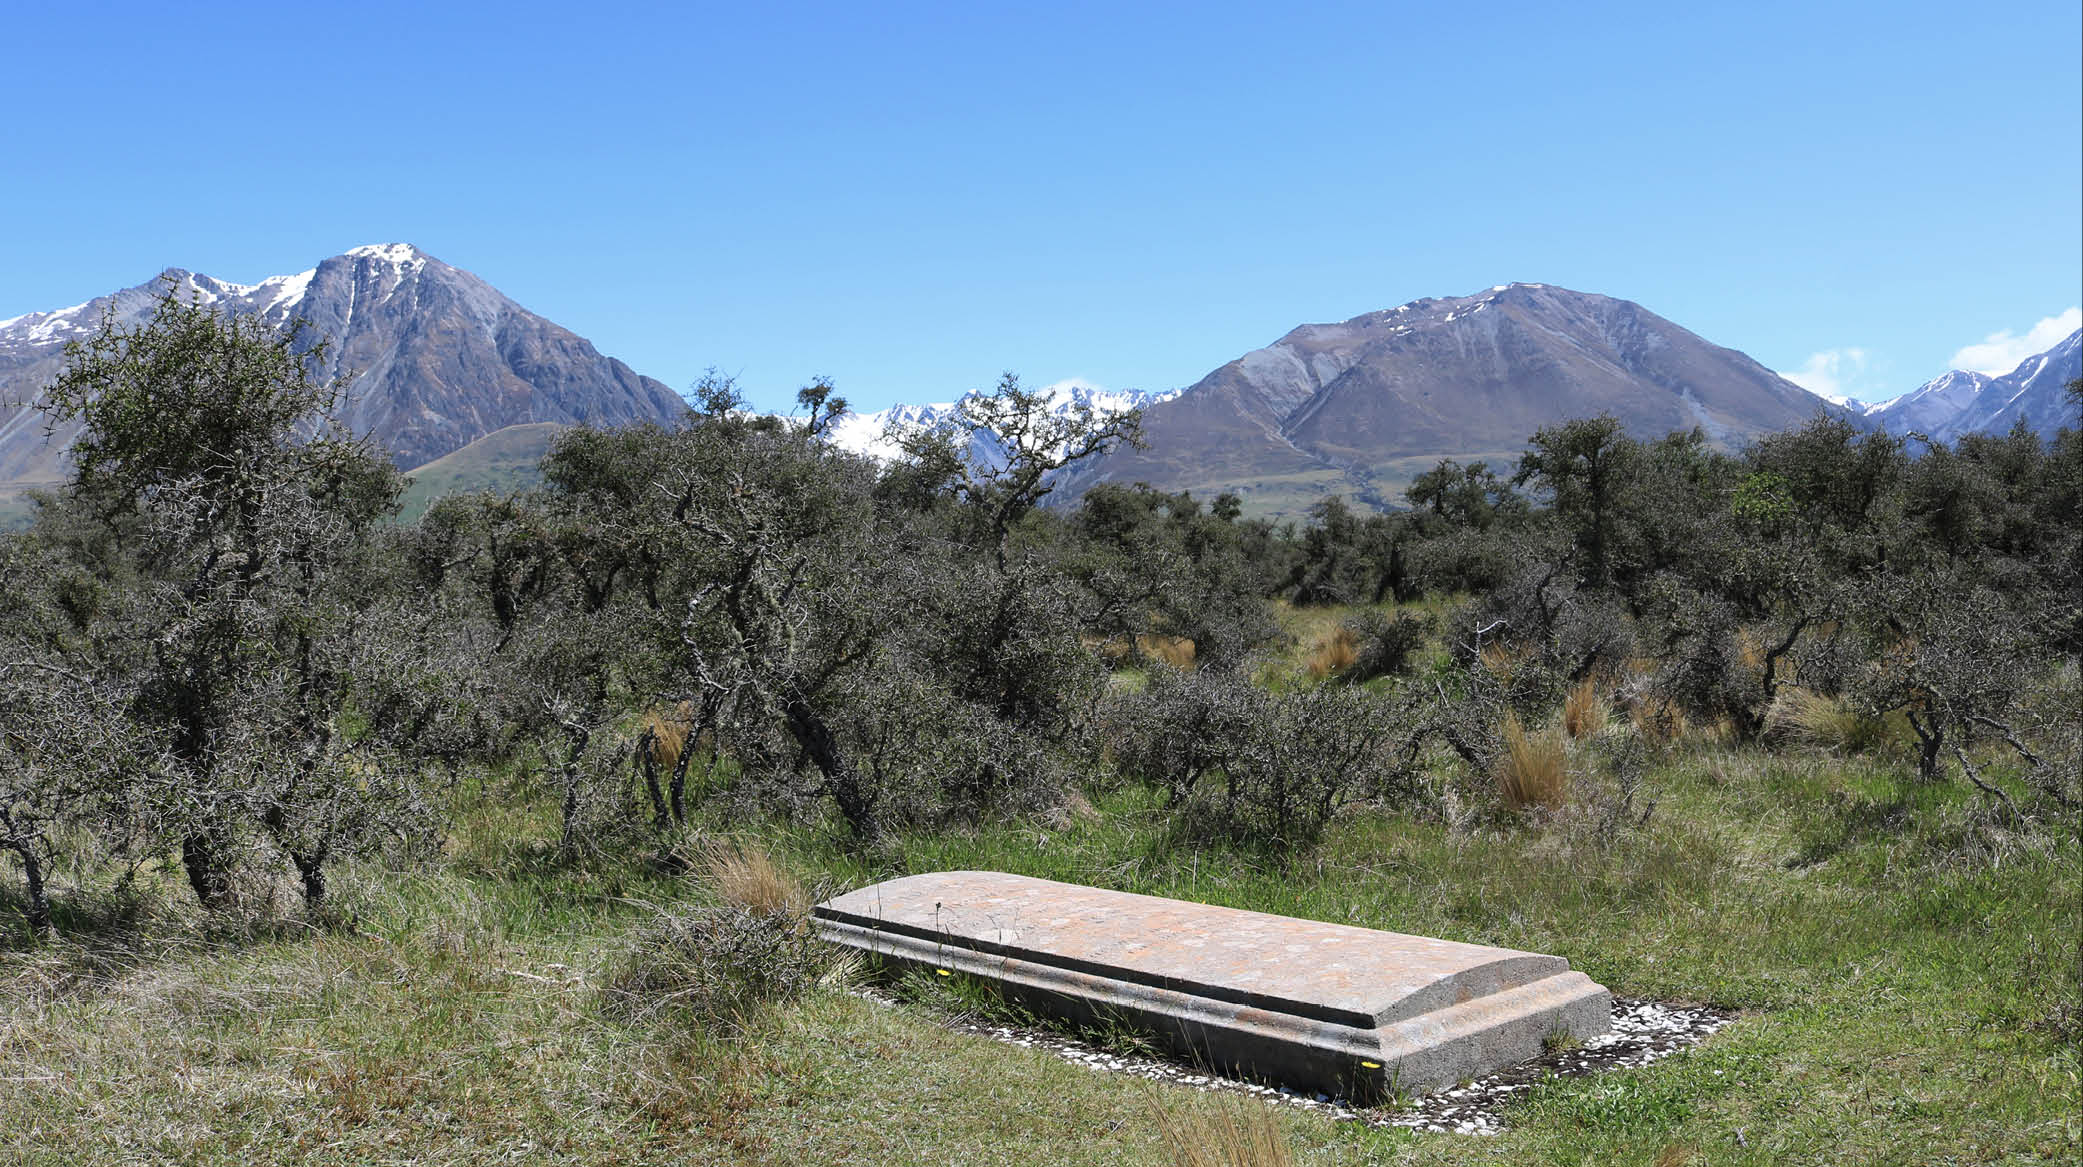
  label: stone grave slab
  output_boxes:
[814,871,1610,1098]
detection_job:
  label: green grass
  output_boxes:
[1,739,2077,1164]
[5,422,557,530]
[1258,595,1462,690]
[392,422,565,522]
[0,484,54,532]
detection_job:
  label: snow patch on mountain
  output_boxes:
[251,268,318,316]
[821,379,1177,464]
[0,245,438,360]
[1,301,95,346]
[2,243,685,480]
[345,243,429,272]
[1871,328,2080,441]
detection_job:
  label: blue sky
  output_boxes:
[1,1,2076,411]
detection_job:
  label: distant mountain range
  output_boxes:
[0,244,684,491]
[1862,329,2080,444]
[3,248,2073,524]
[1057,284,1850,513]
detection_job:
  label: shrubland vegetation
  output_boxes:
[1,293,2077,1164]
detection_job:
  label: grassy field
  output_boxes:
[3,754,2073,1163]
[392,422,566,522]
[0,484,54,532]
[1137,448,1530,521]
[1,644,2077,1164]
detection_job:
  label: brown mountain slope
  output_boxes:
[1062,283,1841,515]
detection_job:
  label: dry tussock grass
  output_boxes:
[640,701,696,774]
[1766,686,1889,754]
[1305,627,1359,679]
[1041,788,1105,829]
[1497,713,1568,811]
[1142,634,1197,670]
[1563,677,1608,740]
[703,841,808,917]
[1479,641,1524,683]
[604,843,834,1030]
[1736,628,1767,675]
[1152,1092,1293,1167]
[1631,692,1692,746]
[1089,634,1198,670]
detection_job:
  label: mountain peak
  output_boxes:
[0,246,685,485]
[1062,285,1834,516]
[1871,328,2080,441]
[343,243,428,265]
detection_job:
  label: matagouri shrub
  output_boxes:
[8,285,2078,943]
[1106,668,1406,846]
[1336,608,1435,684]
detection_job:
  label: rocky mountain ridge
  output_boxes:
[1865,329,2080,442]
[0,244,686,487]
[7,250,2071,523]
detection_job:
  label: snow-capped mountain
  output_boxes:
[822,380,1178,467]
[0,244,685,487]
[1868,329,2080,442]
[1859,369,1993,434]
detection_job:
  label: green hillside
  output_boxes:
[393,422,566,521]
[9,423,574,530]
[0,483,58,532]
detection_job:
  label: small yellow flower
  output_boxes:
[1360,1061,1381,1069]
[936,968,952,976]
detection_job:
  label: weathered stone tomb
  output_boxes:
[815,871,1610,1098]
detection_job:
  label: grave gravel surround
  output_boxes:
[815,871,1614,1098]
[854,991,1734,1136]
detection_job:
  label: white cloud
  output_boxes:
[1779,347,1870,405]
[1949,307,2082,376]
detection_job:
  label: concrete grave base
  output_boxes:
[814,871,1610,1099]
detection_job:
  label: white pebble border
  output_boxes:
[858,991,1733,1137]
